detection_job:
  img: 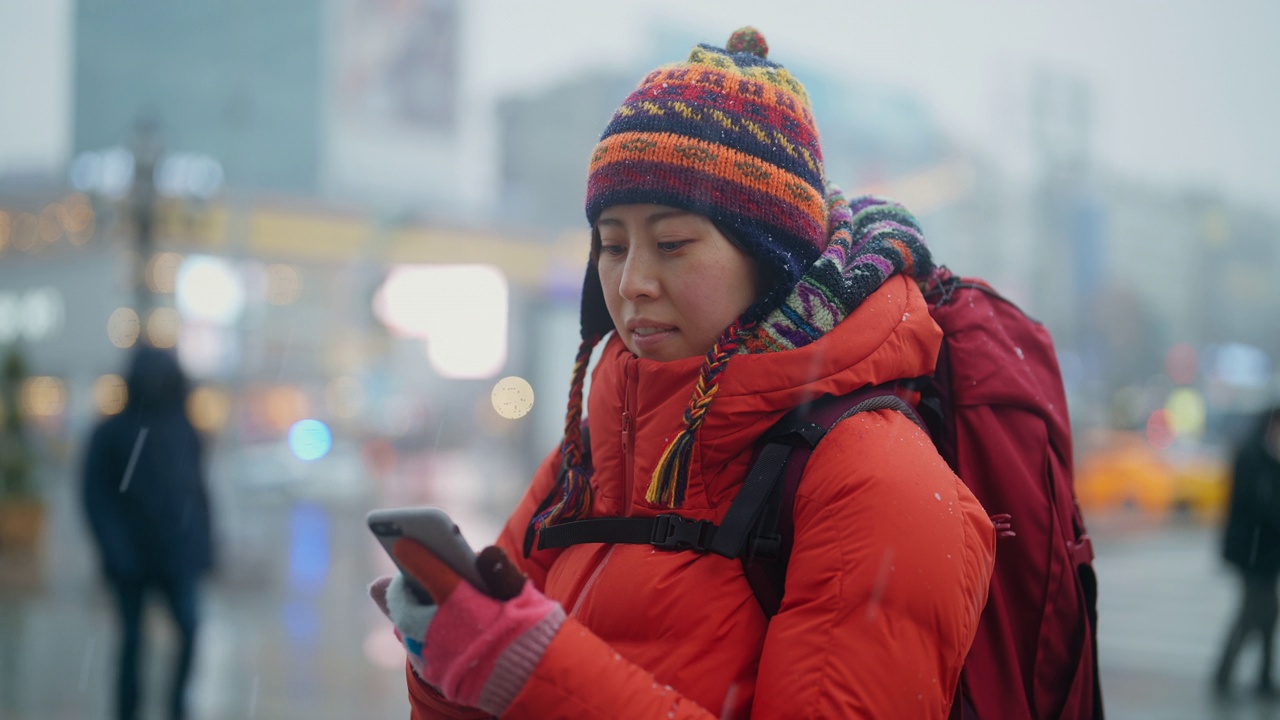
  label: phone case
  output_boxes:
[367,506,487,603]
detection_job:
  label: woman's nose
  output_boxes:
[618,248,659,301]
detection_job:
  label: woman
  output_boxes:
[370,27,995,718]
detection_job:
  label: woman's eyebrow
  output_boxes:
[597,209,697,229]
[646,209,695,225]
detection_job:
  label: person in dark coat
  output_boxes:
[1214,404,1280,698]
[81,343,214,720]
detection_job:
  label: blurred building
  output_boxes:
[74,0,325,196]
[73,0,482,215]
[496,72,634,230]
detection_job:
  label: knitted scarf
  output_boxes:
[646,188,936,506]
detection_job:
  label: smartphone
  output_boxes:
[367,506,488,604]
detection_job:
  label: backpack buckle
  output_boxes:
[651,514,715,551]
[1070,534,1095,565]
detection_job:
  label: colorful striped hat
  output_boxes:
[540,28,834,527]
[579,26,828,337]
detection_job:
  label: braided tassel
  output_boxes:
[646,321,754,507]
[535,335,600,529]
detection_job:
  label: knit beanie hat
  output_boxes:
[578,26,828,341]
[538,28,933,528]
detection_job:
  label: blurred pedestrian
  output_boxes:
[368,26,995,718]
[82,344,215,720]
[1214,404,1280,699]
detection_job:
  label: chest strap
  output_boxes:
[529,390,920,567]
[537,513,723,554]
[534,431,799,560]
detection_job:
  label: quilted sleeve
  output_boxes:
[751,409,996,718]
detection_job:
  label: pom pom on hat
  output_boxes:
[726,26,769,58]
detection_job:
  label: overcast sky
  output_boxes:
[3,1,1277,209]
[465,0,1280,209]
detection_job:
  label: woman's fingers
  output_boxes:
[393,538,462,602]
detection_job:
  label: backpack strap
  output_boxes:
[737,388,924,616]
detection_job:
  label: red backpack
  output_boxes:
[531,268,1103,719]
[923,271,1102,719]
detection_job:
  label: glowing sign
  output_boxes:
[372,264,509,380]
[288,419,333,461]
[0,287,65,344]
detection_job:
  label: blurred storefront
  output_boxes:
[0,178,591,570]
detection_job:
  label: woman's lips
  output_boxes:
[630,326,676,351]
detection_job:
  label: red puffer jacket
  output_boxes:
[408,275,996,719]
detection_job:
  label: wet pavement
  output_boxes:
[1091,511,1280,720]
[3,472,1279,719]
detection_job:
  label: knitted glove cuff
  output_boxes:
[422,579,564,714]
[476,604,566,716]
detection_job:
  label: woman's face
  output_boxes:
[595,204,759,362]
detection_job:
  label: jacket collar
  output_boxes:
[584,275,941,516]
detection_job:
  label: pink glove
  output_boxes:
[369,543,564,716]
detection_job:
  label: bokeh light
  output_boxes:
[266,263,302,305]
[177,322,237,379]
[107,307,141,348]
[187,386,231,433]
[147,252,183,293]
[491,376,534,419]
[288,419,333,461]
[372,264,509,380]
[146,307,181,348]
[1145,408,1175,450]
[20,376,66,417]
[1165,387,1206,439]
[92,374,128,415]
[37,204,63,244]
[12,213,38,252]
[361,438,397,479]
[0,210,10,253]
[1210,342,1271,388]
[1164,343,1198,385]
[60,194,94,245]
[176,255,245,325]
[0,287,65,345]
[264,385,310,432]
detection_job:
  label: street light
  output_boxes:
[68,115,224,314]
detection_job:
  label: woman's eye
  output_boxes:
[599,243,625,257]
[657,240,690,253]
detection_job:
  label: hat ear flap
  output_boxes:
[579,262,614,340]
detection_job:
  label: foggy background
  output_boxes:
[1,1,1278,718]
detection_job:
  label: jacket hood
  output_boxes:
[584,274,941,516]
[124,345,190,415]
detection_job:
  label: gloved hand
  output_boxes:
[368,542,565,716]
